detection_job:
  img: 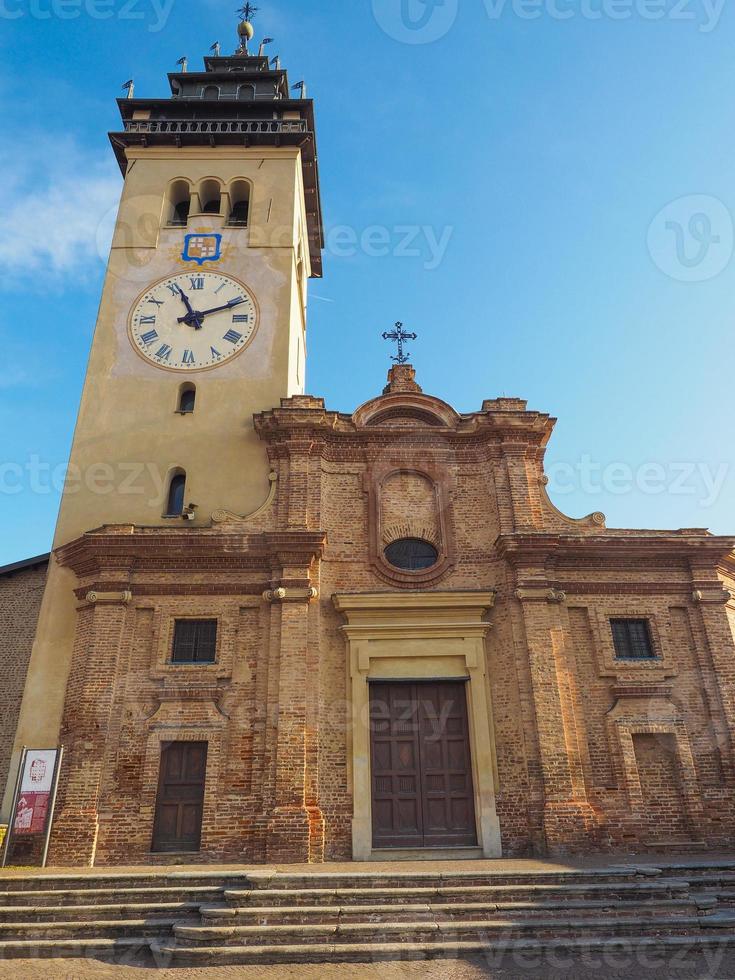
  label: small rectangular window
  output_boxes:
[611,619,656,660]
[172,619,217,664]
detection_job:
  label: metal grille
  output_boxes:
[172,619,218,664]
[610,619,656,660]
[123,118,307,136]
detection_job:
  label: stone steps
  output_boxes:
[0,861,734,964]
[0,885,225,907]
[0,937,150,961]
[223,879,693,906]
[0,917,184,942]
[0,901,208,923]
[0,872,248,892]
[171,912,735,949]
[152,932,735,967]
[201,896,709,926]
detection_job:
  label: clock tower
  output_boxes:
[4,16,323,830]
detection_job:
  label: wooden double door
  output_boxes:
[151,741,207,853]
[369,681,478,849]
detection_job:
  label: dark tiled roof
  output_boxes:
[0,553,50,577]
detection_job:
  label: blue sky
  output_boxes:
[1,0,734,565]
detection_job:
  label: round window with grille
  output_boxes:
[384,538,438,571]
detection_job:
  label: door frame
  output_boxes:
[334,592,502,860]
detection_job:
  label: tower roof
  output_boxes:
[109,42,324,276]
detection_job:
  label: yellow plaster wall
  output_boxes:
[2,146,312,820]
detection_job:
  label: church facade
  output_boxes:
[4,22,735,867]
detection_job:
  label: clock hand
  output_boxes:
[176,286,204,330]
[178,298,245,325]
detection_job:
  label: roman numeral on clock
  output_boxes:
[155,344,172,361]
[140,329,159,345]
[182,350,196,365]
[223,330,243,345]
[190,277,204,290]
[232,314,249,323]
[139,315,156,325]
[210,347,222,359]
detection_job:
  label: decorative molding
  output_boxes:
[212,471,278,524]
[515,587,566,604]
[365,463,457,588]
[692,588,733,604]
[263,586,318,603]
[382,522,440,548]
[539,475,607,530]
[335,590,501,861]
[85,589,132,606]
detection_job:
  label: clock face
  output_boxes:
[128,272,259,372]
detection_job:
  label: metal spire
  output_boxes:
[122,79,134,99]
[382,322,418,366]
[210,41,221,56]
[237,2,258,20]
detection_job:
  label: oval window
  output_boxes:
[384,538,438,571]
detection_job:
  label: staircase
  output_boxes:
[2,862,735,965]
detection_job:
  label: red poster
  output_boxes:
[13,792,49,835]
[12,750,58,837]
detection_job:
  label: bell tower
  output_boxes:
[3,12,323,820]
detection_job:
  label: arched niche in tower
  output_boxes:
[198,178,222,216]
[227,179,251,227]
[167,179,192,227]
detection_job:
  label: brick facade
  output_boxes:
[39,366,735,866]
[0,557,48,806]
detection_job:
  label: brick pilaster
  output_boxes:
[265,597,323,862]
[516,591,598,853]
[48,597,129,866]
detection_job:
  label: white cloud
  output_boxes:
[0,137,120,288]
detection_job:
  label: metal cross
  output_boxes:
[237,2,258,19]
[382,322,417,366]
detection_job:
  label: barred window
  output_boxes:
[172,620,217,664]
[611,619,656,660]
[384,538,438,571]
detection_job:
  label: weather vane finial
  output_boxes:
[382,321,418,366]
[235,3,258,53]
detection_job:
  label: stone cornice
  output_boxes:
[55,526,327,578]
[334,591,496,640]
[253,396,555,452]
[496,531,735,565]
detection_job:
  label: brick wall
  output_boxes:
[0,561,47,804]
[38,370,735,865]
